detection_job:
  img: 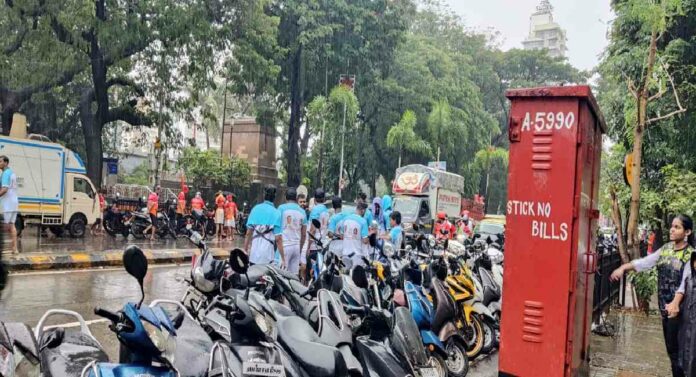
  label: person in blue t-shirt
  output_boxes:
[302,188,330,282]
[382,211,403,249]
[244,185,281,266]
[275,188,307,275]
[381,195,393,232]
[328,196,348,256]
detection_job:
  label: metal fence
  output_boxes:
[592,243,623,322]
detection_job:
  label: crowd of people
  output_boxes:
[242,185,404,283]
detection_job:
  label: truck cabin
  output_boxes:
[393,195,432,233]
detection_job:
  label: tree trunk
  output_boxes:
[286,45,303,188]
[626,30,658,260]
[80,89,102,188]
[610,187,630,264]
[316,120,325,188]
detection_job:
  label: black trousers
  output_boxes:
[305,249,319,282]
[663,316,685,377]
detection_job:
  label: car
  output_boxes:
[475,219,505,245]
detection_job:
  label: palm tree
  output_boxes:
[386,110,431,167]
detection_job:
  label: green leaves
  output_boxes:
[386,110,431,157]
[177,148,251,190]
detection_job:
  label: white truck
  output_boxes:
[0,135,100,237]
[392,164,464,230]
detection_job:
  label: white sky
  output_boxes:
[444,0,613,71]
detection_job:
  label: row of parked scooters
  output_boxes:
[0,219,504,377]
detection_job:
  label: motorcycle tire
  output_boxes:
[444,338,469,377]
[480,317,497,354]
[425,353,448,377]
[131,224,146,239]
[103,220,118,237]
[463,314,485,359]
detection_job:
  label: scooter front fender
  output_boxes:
[354,337,415,377]
[437,321,460,344]
[420,330,447,357]
[471,302,496,323]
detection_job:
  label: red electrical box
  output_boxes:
[499,86,605,377]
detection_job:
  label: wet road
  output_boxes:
[11,226,243,255]
[0,265,190,360]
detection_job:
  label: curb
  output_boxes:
[5,248,230,271]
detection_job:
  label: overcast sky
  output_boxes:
[444,0,613,71]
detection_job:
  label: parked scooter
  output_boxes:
[35,246,179,376]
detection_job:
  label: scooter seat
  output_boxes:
[171,313,213,377]
[39,329,108,377]
[276,317,347,377]
[289,279,308,295]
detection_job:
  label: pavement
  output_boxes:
[2,227,243,270]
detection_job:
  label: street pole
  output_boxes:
[338,100,347,197]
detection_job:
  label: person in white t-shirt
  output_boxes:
[340,202,373,268]
[0,156,19,253]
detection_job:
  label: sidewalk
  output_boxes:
[467,309,670,377]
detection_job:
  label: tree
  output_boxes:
[177,148,251,190]
[386,110,431,167]
[473,147,509,214]
[119,162,150,186]
[601,0,687,258]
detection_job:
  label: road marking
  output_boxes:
[36,318,110,331]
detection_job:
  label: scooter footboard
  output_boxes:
[82,361,177,377]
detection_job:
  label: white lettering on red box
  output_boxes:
[521,111,575,132]
[507,199,569,242]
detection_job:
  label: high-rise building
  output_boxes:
[522,0,567,58]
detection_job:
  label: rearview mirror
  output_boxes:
[312,219,321,229]
[123,245,148,307]
[473,234,481,240]
[229,248,249,274]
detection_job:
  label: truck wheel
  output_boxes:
[68,216,87,238]
[15,215,24,237]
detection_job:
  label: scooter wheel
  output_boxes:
[480,318,496,354]
[444,339,469,377]
[464,315,485,359]
[425,354,448,377]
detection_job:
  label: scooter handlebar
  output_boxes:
[344,305,368,316]
[94,307,121,323]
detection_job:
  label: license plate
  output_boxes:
[421,367,439,377]
[242,362,285,377]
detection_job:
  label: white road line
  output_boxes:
[36,318,110,331]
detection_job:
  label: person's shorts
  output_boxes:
[225,219,236,227]
[3,212,17,224]
[150,213,157,225]
[284,245,302,275]
[215,209,225,224]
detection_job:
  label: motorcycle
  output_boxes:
[0,321,40,376]
[446,254,497,357]
[103,203,131,238]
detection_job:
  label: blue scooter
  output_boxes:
[35,246,181,377]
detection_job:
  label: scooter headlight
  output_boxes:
[428,235,436,248]
[383,242,395,258]
[253,310,271,336]
[193,266,216,293]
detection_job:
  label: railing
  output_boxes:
[592,240,623,322]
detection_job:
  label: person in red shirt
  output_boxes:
[144,185,160,241]
[224,194,238,240]
[214,191,226,240]
[90,188,107,236]
[647,230,656,254]
[434,211,455,240]
[176,186,187,230]
[191,192,205,219]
